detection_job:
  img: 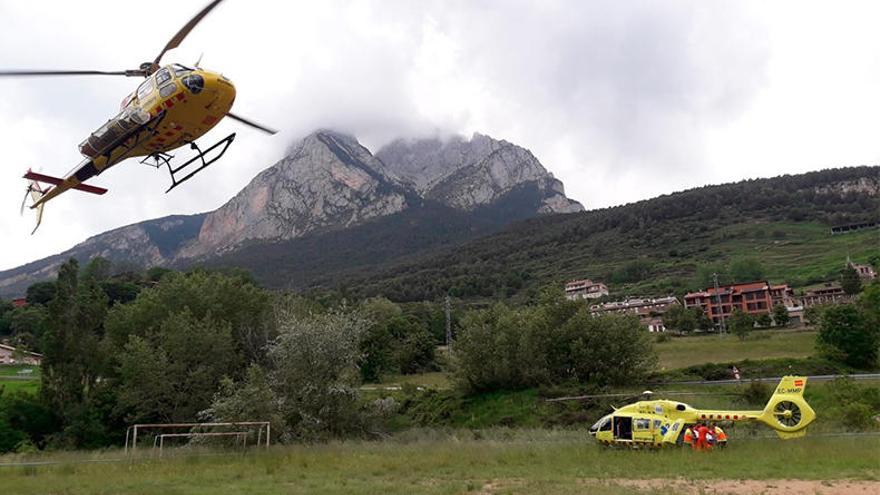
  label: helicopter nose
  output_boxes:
[197,70,236,112]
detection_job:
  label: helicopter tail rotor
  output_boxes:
[21,179,47,234]
[758,376,816,439]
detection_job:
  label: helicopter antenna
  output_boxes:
[195,53,204,68]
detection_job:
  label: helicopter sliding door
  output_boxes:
[632,418,655,445]
[612,417,632,441]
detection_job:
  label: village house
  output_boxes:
[800,283,852,307]
[848,261,877,281]
[564,279,609,300]
[590,296,680,332]
[0,343,42,366]
[684,281,793,326]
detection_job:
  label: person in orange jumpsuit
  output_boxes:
[683,426,695,448]
[695,422,711,450]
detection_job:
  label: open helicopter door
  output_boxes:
[661,419,686,445]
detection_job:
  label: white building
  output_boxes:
[564,279,609,300]
[590,296,680,332]
[0,344,42,365]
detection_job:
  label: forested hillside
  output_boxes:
[314,166,879,301]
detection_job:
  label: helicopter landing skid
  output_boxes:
[163,133,236,193]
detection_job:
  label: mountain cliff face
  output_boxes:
[0,130,583,297]
[178,131,412,259]
[377,133,583,213]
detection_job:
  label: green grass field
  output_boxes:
[0,365,40,396]
[0,365,40,377]
[1,433,877,494]
[654,329,818,371]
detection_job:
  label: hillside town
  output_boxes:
[565,259,877,332]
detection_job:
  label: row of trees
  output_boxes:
[0,259,456,451]
[453,290,657,392]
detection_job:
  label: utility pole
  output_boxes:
[713,272,726,335]
[445,294,452,351]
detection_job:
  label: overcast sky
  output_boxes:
[1,0,879,270]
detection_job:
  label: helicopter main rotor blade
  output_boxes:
[226,112,278,135]
[153,0,226,68]
[0,69,146,77]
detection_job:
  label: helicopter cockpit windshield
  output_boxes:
[589,415,611,435]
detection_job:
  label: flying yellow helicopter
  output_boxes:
[2,0,276,233]
[568,376,816,448]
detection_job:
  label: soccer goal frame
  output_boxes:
[125,421,270,453]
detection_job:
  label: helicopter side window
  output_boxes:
[159,83,177,98]
[653,420,662,430]
[155,68,172,86]
[635,418,651,430]
[137,79,154,100]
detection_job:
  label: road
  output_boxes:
[661,373,880,386]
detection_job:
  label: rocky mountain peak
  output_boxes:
[377,132,583,213]
[177,130,410,259]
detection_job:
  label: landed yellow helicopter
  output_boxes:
[2,0,276,233]
[557,376,816,448]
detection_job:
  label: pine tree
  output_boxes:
[841,265,862,295]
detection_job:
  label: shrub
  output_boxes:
[818,305,879,369]
[839,402,875,430]
[739,380,771,406]
[453,295,657,392]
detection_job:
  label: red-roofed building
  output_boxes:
[684,281,787,326]
[11,297,27,308]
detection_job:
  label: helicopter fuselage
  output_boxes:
[588,376,815,448]
[33,64,235,207]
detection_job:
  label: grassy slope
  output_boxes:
[536,221,879,298]
[654,329,818,370]
[2,435,878,494]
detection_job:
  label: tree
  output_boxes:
[265,306,369,441]
[662,305,696,334]
[817,304,878,369]
[453,295,657,391]
[772,303,790,327]
[0,299,13,336]
[559,312,658,385]
[756,312,773,328]
[200,365,283,437]
[104,270,272,364]
[25,281,56,306]
[7,306,48,352]
[81,257,112,282]
[729,308,755,341]
[841,265,862,295]
[116,310,239,423]
[39,259,111,448]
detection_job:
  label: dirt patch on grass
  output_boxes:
[605,478,880,494]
